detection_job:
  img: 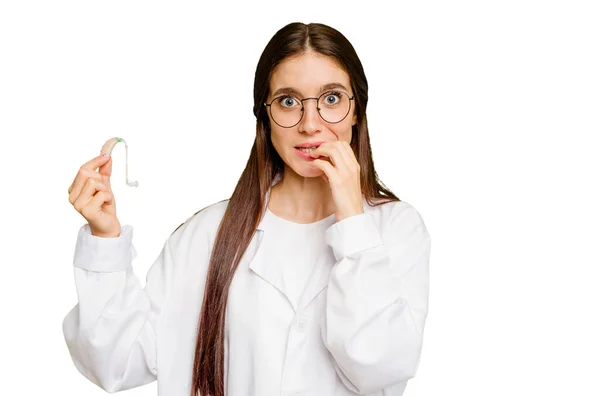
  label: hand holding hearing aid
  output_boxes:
[67,137,138,238]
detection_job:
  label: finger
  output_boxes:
[311,158,337,184]
[333,140,357,172]
[81,190,114,219]
[72,177,109,212]
[331,141,356,170]
[69,168,103,197]
[310,143,337,166]
[69,170,104,205]
[311,142,352,171]
[85,153,112,172]
[98,156,113,190]
[340,141,360,171]
[68,154,111,195]
[73,177,109,212]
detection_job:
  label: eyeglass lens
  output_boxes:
[269,91,351,127]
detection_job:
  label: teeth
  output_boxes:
[298,147,317,153]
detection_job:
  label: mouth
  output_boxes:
[294,141,324,153]
[294,145,327,161]
[295,146,319,153]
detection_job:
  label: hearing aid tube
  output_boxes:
[100,137,139,187]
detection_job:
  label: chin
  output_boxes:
[291,163,324,178]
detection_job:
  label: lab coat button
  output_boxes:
[296,317,308,332]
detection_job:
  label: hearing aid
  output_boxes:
[100,137,139,187]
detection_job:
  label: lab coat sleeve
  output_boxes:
[322,204,431,395]
[62,223,176,393]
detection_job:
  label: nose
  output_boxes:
[298,98,322,134]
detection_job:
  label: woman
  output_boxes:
[64,22,431,396]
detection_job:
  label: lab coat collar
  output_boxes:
[249,172,332,312]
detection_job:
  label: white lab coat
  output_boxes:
[63,183,431,396]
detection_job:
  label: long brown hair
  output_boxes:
[190,22,400,396]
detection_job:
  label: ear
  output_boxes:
[352,112,357,126]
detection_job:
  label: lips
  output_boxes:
[295,141,325,148]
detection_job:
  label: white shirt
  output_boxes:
[62,181,431,396]
[260,206,336,311]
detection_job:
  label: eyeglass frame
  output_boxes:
[263,91,355,128]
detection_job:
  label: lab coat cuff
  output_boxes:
[73,223,138,272]
[325,213,383,261]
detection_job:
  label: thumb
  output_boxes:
[99,156,113,189]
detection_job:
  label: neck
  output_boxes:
[268,167,336,223]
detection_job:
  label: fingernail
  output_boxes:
[101,153,108,157]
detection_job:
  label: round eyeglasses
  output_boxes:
[264,91,355,128]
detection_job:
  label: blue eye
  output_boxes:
[323,91,342,105]
[278,96,299,108]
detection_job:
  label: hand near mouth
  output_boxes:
[309,141,364,222]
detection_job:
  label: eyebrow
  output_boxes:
[271,82,350,98]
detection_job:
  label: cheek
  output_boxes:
[269,129,288,155]
[330,123,353,143]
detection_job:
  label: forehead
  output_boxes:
[270,51,351,96]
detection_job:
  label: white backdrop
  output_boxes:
[1,1,599,395]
